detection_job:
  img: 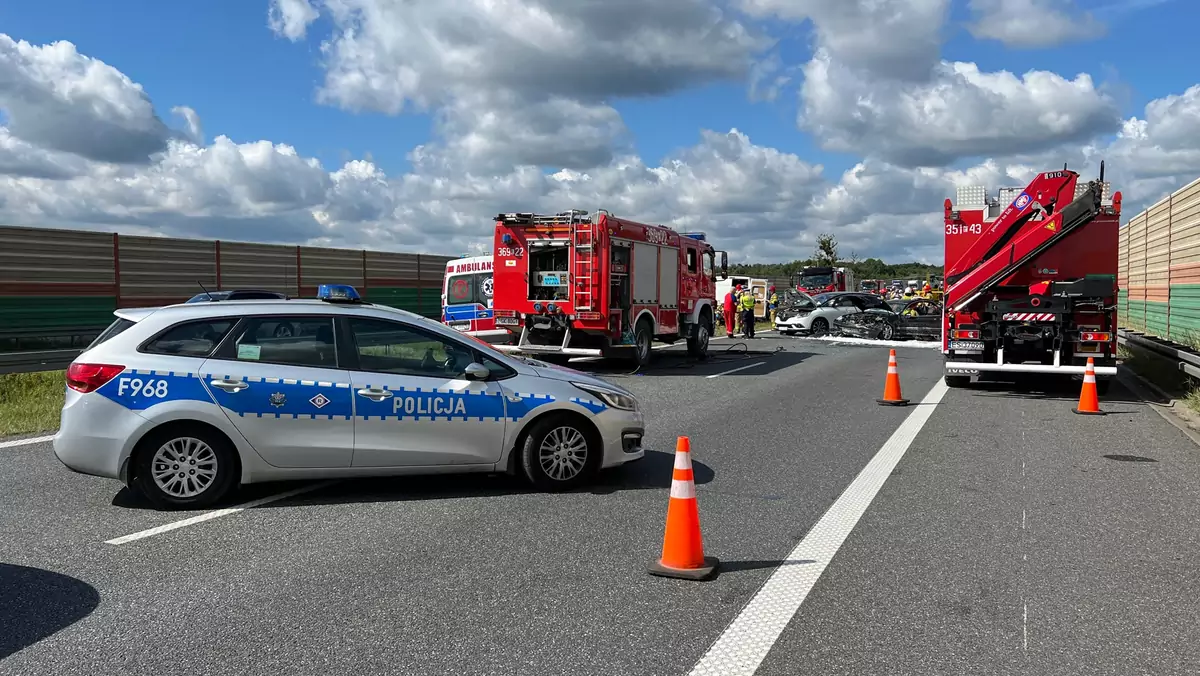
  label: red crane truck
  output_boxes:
[490,210,728,366]
[942,164,1121,391]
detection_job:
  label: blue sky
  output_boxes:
[1,0,1187,179]
[0,0,1197,263]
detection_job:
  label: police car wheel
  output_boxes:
[520,416,599,490]
[132,425,237,509]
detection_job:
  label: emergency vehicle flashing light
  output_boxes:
[317,284,362,303]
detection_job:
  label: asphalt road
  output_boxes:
[2,334,1197,675]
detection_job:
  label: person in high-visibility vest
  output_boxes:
[732,285,745,335]
[739,287,757,338]
[768,286,778,322]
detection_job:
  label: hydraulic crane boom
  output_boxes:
[945,170,1080,290]
[945,180,1105,311]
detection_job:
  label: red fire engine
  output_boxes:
[490,209,728,365]
[791,266,855,294]
[942,164,1120,389]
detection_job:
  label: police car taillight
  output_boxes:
[67,363,124,393]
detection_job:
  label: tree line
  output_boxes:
[729,233,943,282]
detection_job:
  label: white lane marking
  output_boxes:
[704,361,766,379]
[105,480,338,545]
[1023,601,1029,653]
[1021,509,1026,530]
[0,434,56,449]
[687,380,950,676]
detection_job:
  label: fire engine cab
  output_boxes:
[490,209,728,366]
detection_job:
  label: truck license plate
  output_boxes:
[496,317,520,326]
[950,340,984,352]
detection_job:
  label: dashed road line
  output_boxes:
[0,434,55,449]
[704,362,766,379]
[105,480,338,545]
[687,380,949,676]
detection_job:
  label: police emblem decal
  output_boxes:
[269,392,287,408]
[309,393,331,409]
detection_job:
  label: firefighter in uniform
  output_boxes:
[732,284,745,335]
[723,286,737,336]
[739,286,757,338]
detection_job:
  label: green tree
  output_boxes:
[814,234,838,266]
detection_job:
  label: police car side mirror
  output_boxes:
[464,362,490,381]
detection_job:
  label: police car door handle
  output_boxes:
[356,388,393,401]
[209,379,249,393]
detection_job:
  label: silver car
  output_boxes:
[775,292,890,336]
[54,285,645,509]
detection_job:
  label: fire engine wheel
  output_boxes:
[810,318,829,337]
[634,319,654,367]
[944,374,970,388]
[687,316,711,359]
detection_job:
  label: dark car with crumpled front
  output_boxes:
[833,298,942,341]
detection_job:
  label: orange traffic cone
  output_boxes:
[648,436,719,581]
[1074,357,1104,415]
[877,349,909,406]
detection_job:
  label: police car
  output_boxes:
[54,285,645,509]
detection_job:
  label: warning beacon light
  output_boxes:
[317,284,362,303]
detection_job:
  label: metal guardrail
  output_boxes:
[1117,329,1200,379]
[0,349,80,375]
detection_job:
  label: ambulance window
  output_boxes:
[686,248,698,273]
[348,318,473,378]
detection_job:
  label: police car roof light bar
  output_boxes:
[317,284,362,303]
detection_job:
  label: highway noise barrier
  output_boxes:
[877,349,909,406]
[1074,357,1104,415]
[648,436,719,581]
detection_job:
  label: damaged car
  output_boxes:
[776,291,890,337]
[833,298,943,341]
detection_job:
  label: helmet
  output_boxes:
[769,285,776,292]
[905,286,913,294]
[735,284,743,291]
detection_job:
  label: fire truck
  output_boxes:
[942,164,1121,391]
[490,209,728,365]
[792,266,855,294]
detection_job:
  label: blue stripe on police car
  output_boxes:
[97,371,215,411]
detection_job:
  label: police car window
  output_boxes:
[349,318,474,378]
[87,318,135,349]
[230,317,337,369]
[144,319,235,357]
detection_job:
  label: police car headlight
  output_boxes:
[572,382,638,411]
